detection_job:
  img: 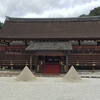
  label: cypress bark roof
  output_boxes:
[0,16,100,40]
[26,42,72,50]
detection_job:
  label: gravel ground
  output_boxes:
[0,77,100,100]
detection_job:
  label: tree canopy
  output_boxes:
[79,14,88,17]
[89,7,100,16]
[79,6,100,17]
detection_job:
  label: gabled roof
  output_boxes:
[0,16,100,40]
[26,42,72,50]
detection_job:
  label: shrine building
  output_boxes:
[0,16,100,74]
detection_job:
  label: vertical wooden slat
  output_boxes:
[30,55,32,71]
[66,51,69,72]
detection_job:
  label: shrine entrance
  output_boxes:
[39,56,61,74]
[33,51,67,74]
[25,41,72,74]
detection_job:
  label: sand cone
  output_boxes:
[16,66,36,81]
[63,66,82,82]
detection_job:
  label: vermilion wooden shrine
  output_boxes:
[0,16,100,74]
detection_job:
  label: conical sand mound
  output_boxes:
[62,66,82,82]
[16,66,37,81]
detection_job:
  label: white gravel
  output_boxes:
[0,77,100,100]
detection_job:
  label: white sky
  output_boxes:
[0,0,100,22]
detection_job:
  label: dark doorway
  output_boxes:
[45,56,61,63]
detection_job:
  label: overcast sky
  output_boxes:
[0,0,100,22]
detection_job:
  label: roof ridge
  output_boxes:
[6,16,100,22]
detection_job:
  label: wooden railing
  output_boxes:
[0,46,29,54]
[71,46,100,54]
[69,54,100,66]
[0,59,36,66]
[0,45,100,67]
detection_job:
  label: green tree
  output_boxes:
[89,7,100,16]
[79,6,100,17]
[0,21,3,29]
[79,14,88,17]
